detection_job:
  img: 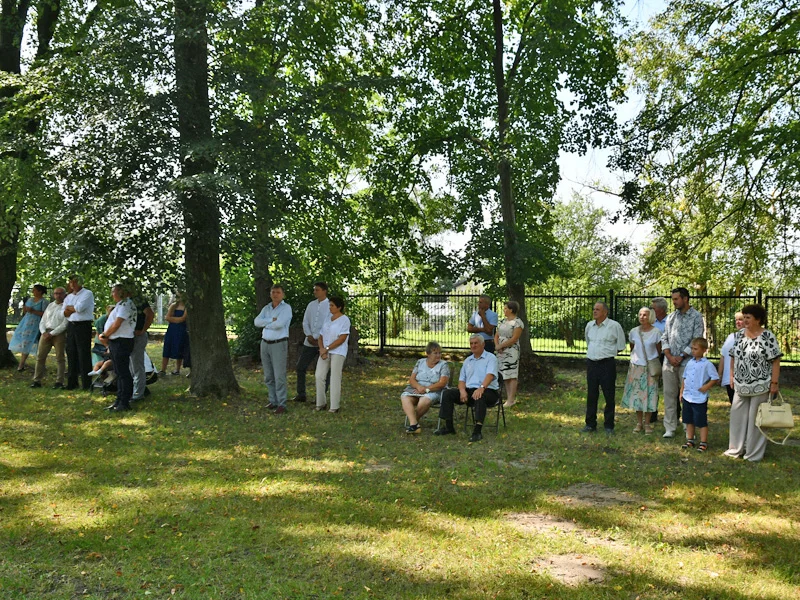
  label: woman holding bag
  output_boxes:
[621,307,662,434]
[723,304,782,462]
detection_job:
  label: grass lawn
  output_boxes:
[1,347,799,599]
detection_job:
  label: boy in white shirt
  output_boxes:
[679,338,719,452]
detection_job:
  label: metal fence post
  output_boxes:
[379,291,387,355]
[757,288,762,305]
[609,288,615,320]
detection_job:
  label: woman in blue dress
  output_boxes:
[160,296,188,375]
[10,285,49,371]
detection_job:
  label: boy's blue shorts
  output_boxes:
[681,398,708,428]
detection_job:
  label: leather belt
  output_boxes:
[262,337,289,345]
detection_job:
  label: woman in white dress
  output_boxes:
[621,307,662,434]
[494,301,524,407]
[400,341,450,434]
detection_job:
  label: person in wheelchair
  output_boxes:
[434,334,499,442]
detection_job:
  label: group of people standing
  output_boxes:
[583,287,783,462]
[9,275,193,413]
[253,282,351,415]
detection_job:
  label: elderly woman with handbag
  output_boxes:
[723,304,782,462]
[621,307,662,434]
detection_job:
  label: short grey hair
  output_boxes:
[425,341,442,354]
[594,301,609,313]
[469,333,485,344]
[652,297,668,312]
[68,274,84,286]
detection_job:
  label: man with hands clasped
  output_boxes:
[434,334,500,442]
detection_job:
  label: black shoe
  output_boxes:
[267,403,278,410]
[469,431,483,442]
[105,402,120,410]
[292,394,307,403]
[580,425,597,433]
[405,424,421,434]
[65,385,78,391]
[433,427,456,436]
[109,404,131,412]
[143,387,151,397]
[30,382,42,388]
[604,427,615,435]
[52,382,64,389]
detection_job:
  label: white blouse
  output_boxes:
[628,327,661,367]
[320,315,351,357]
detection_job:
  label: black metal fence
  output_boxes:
[348,289,800,363]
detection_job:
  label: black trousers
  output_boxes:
[66,320,93,389]
[586,357,616,429]
[109,337,135,407]
[439,387,500,425]
[295,344,329,396]
[483,339,496,354]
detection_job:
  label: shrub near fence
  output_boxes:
[347,289,800,363]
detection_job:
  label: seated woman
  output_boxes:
[400,341,450,434]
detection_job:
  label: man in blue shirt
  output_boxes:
[434,334,499,442]
[254,284,293,414]
[467,295,498,354]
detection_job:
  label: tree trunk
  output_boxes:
[0,0,60,368]
[491,0,552,385]
[174,0,239,396]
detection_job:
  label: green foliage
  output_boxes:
[617,0,800,290]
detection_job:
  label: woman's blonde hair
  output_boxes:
[639,306,655,325]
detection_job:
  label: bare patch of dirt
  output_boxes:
[496,452,550,469]
[505,512,628,550]
[551,483,640,507]
[363,462,392,473]
[532,554,606,586]
[506,512,581,534]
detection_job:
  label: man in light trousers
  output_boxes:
[660,287,705,438]
[254,284,293,414]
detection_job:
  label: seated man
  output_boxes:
[434,334,500,442]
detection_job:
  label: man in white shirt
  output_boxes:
[583,301,626,433]
[254,284,293,414]
[434,334,500,442]
[31,287,68,389]
[293,281,330,403]
[98,284,137,412]
[62,275,96,391]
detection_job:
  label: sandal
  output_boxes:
[644,425,654,435]
[681,439,696,450]
[697,442,708,453]
[633,423,643,433]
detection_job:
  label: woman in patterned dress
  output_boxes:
[621,307,662,434]
[400,341,450,434]
[724,304,782,462]
[9,285,48,372]
[494,301,524,408]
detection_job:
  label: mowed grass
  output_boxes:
[1,346,799,599]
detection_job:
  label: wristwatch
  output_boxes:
[325,346,330,351]
[425,387,430,394]
[479,384,485,389]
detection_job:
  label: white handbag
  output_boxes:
[756,392,795,445]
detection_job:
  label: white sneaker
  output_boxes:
[88,370,101,376]
[663,430,675,438]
